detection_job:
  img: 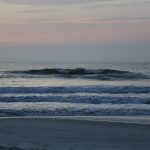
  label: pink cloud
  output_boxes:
[0,21,150,44]
[64,17,150,24]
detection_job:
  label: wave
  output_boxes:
[0,95,149,104]
[10,68,149,80]
[0,85,150,94]
[0,103,150,116]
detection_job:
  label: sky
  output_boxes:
[0,0,150,62]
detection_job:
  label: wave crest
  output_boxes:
[10,68,149,80]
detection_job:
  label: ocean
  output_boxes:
[0,62,150,117]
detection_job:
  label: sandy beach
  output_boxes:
[0,116,150,150]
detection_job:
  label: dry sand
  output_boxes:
[0,116,150,150]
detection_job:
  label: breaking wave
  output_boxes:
[0,85,150,94]
[10,68,149,80]
[1,103,150,116]
[0,95,150,104]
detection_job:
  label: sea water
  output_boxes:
[0,62,150,116]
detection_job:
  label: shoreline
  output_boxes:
[0,116,150,150]
[1,116,150,124]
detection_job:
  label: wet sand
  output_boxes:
[0,116,150,150]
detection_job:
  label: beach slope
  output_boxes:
[0,116,150,150]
